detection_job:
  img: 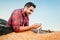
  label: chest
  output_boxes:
[20,15,29,25]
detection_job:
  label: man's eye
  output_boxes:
[30,10,32,11]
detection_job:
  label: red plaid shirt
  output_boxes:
[6,8,29,32]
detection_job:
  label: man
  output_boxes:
[6,2,41,32]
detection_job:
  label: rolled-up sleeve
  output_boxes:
[12,9,20,32]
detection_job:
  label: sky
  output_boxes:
[0,0,60,31]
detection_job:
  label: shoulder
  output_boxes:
[14,8,22,11]
[13,9,20,12]
[13,9,23,14]
[12,9,22,16]
[12,9,21,14]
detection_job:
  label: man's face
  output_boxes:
[25,6,35,16]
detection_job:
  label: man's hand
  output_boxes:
[31,23,42,29]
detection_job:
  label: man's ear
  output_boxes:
[26,6,29,9]
[24,6,28,10]
[26,6,30,9]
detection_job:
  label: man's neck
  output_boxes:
[23,8,28,16]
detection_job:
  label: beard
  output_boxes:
[24,12,28,16]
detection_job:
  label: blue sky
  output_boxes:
[0,0,60,31]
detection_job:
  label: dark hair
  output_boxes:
[24,2,36,8]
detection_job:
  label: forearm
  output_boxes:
[19,26,33,32]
